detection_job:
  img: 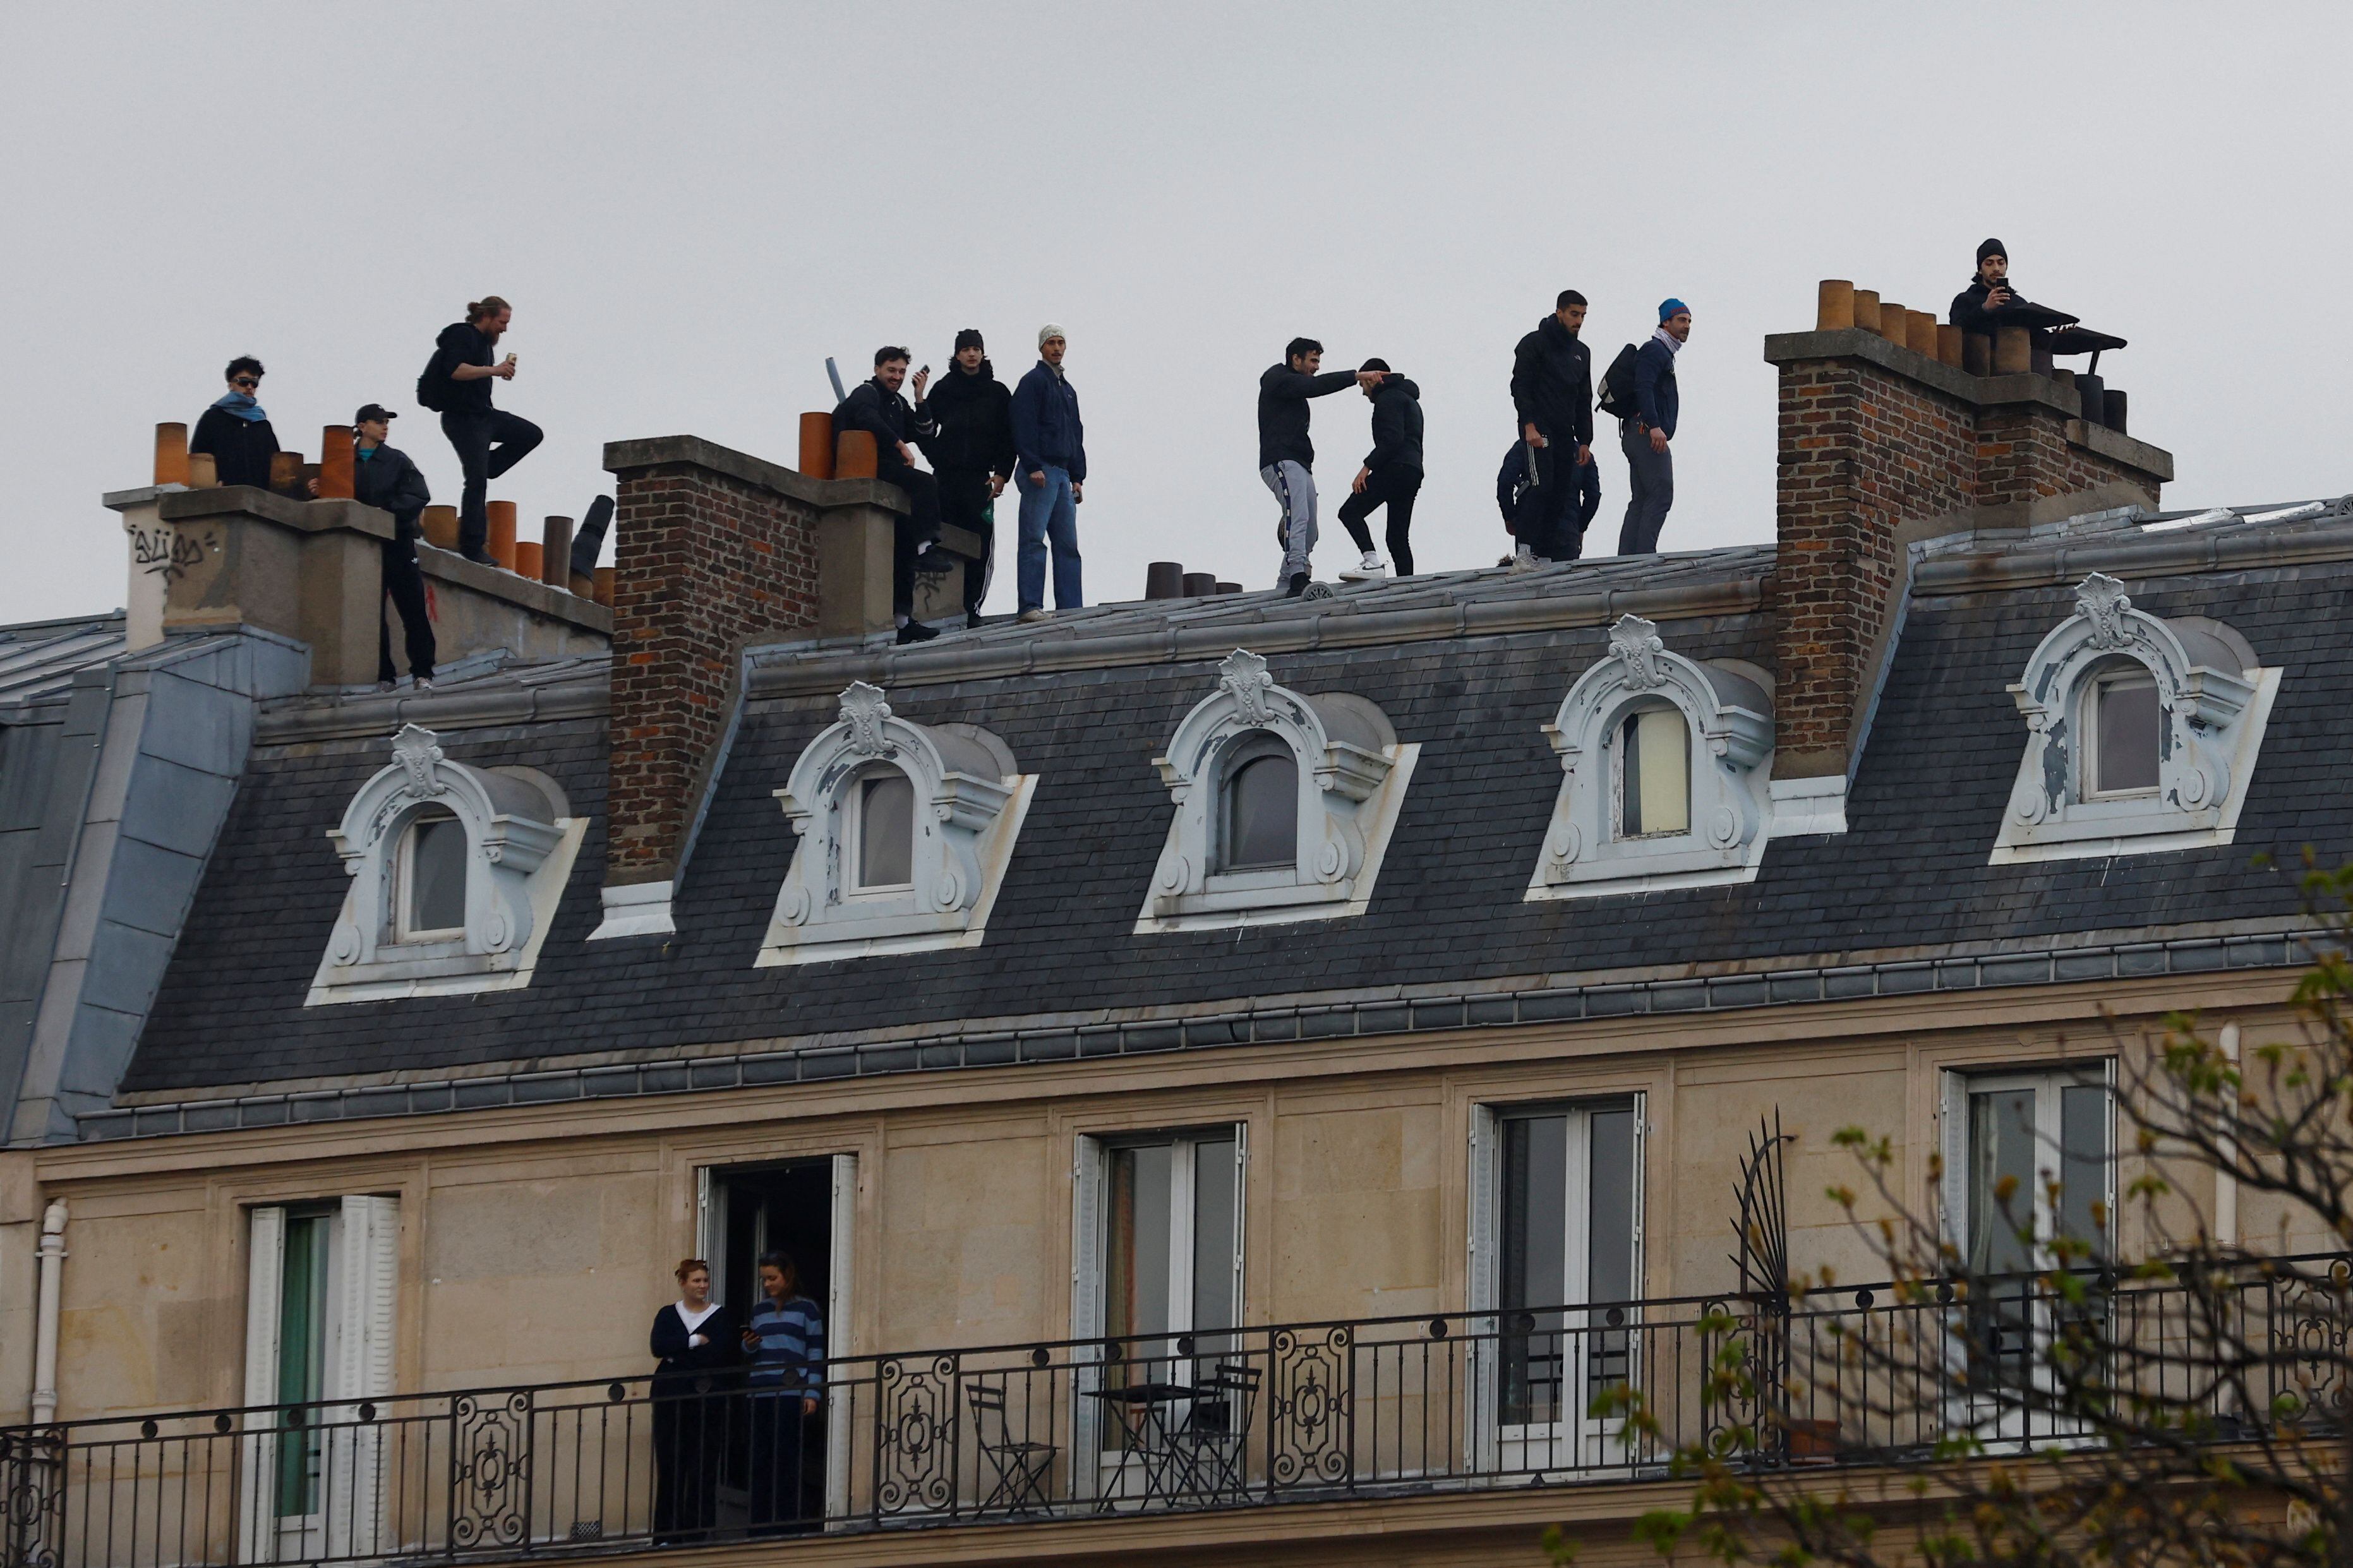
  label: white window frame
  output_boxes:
[1527,615,1772,900]
[392,811,467,942]
[2079,666,2161,801]
[843,767,917,896]
[1217,738,1300,873]
[1992,573,2278,864]
[1612,703,1692,842]
[1467,1097,1645,1478]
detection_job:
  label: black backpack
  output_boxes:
[1596,344,1640,421]
[414,349,452,414]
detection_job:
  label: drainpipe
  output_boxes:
[30,1199,66,1425]
[2214,1024,2241,1249]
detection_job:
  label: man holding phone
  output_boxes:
[833,347,944,643]
[423,296,542,565]
[1949,238,2019,337]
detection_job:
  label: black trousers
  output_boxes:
[937,467,996,618]
[1525,436,1601,561]
[440,409,544,555]
[378,536,437,683]
[1335,467,1424,575]
[878,456,942,619]
[745,1393,812,1535]
[650,1384,731,1542]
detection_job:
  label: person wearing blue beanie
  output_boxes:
[1618,300,1690,556]
[1657,298,1688,324]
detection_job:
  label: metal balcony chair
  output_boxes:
[1171,1360,1261,1502]
[966,1380,1057,1517]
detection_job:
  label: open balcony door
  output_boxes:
[824,1153,857,1528]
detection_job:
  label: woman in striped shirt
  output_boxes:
[740,1251,826,1533]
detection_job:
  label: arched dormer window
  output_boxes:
[757,683,1035,965]
[309,724,584,1005]
[1138,649,1420,933]
[1527,615,1773,899]
[1992,574,2278,863]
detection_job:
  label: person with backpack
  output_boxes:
[1509,290,1599,562]
[1616,299,1690,556]
[1259,337,1384,596]
[1336,361,1423,578]
[190,356,282,490]
[418,297,542,566]
[347,404,437,692]
[917,329,1016,628]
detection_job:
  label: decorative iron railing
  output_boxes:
[3,1264,2346,1566]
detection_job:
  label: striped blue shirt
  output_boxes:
[747,1295,826,1392]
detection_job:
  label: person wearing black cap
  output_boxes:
[350,404,437,692]
[917,330,1016,627]
[1949,239,2019,338]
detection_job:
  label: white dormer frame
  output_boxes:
[1992,573,2279,864]
[1135,649,1421,934]
[755,683,1036,964]
[308,724,584,1005]
[1526,615,1775,900]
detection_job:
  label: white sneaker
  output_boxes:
[1017,607,1050,624]
[414,678,435,693]
[1507,544,1538,572]
[1337,552,1387,582]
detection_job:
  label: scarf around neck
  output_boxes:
[212,392,268,423]
[1651,327,1683,358]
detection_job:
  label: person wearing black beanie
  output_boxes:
[1951,239,2018,337]
[917,330,1016,626]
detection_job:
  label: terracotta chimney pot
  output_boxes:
[834,430,878,480]
[188,453,219,489]
[798,413,836,478]
[1815,280,1855,332]
[488,500,519,570]
[1851,290,1882,337]
[154,423,190,487]
[316,426,356,500]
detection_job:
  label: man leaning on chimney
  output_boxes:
[834,347,946,645]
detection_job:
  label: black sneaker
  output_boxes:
[1284,572,1311,598]
[460,548,498,566]
[896,621,940,645]
[912,549,955,577]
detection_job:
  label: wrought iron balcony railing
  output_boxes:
[3,1266,2345,1567]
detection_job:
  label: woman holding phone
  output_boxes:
[742,1252,826,1535]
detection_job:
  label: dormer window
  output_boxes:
[1529,616,1772,900]
[1138,649,1419,934]
[1220,739,1299,871]
[758,683,1033,965]
[2083,666,2160,798]
[1992,575,2280,864]
[1615,706,1690,841]
[310,725,582,1005]
[850,770,917,892]
[395,811,468,939]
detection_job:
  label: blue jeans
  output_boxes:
[1017,466,1082,611]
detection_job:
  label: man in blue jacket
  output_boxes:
[1619,299,1690,556]
[1009,325,1085,623]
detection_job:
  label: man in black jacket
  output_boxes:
[1509,290,1599,563]
[423,297,542,565]
[834,347,944,643]
[1260,338,1383,595]
[1949,237,2025,338]
[349,404,437,691]
[190,356,282,489]
[918,330,1016,627]
[1336,362,1424,578]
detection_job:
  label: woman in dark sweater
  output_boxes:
[649,1259,743,1542]
[188,356,281,489]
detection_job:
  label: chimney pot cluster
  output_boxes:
[1145,561,1240,601]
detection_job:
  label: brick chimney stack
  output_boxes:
[591,435,910,940]
[1762,280,2174,832]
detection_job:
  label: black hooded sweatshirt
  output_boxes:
[1509,313,1593,447]
[1363,378,1424,476]
[918,360,1015,478]
[1258,362,1359,470]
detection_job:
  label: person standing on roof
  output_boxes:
[1336,361,1423,579]
[349,404,436,693]
[1009,325,1085,624]
[1510,290,1599,563]
[190,357,282,489]
[834,348,945,644]
[1618,299,1688,557]
[918,330,1016,629]
[420,297,542,566]
[1260,338,1384,596]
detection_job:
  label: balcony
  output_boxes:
[4,1267,2344,1568]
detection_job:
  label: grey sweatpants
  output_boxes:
[1262,460,1317,584]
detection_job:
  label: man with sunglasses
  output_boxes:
[190,356,282,489]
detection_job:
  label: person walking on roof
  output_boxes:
[918,330,1016,628]
[1260,338,1383,596]
[420,297,542,566]
[349,404,437,693]
[1510,290,1600,563]
[190,356,282,490]
[835,347,946,644]
[1009,325,1085,623]
[1618,299,1689,557]
[1336,361,1423,578]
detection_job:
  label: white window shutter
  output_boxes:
[327,1197,398,1559]
[825,1154,857,1528]
[1465,1106,1501,1475]
[1069,1135,1107,1491]
[1938,1071,1970,1262]
[238,1207,287,1564]
[1628,1094,1648,1293]
[1230,1123,1249,1330]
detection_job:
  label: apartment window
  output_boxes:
[1614,707,1690,840]
[2084,668,2161,798]
[850,770,915,892]
[1953,1069,2113,1276]
[395,812,467,940]
[1219,742,1297,871]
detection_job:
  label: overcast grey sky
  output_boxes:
[4,3,2348,626]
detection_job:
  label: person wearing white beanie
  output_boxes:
[1009,326,1085,621]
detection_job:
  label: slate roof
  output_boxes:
[112,506,2353,1119]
